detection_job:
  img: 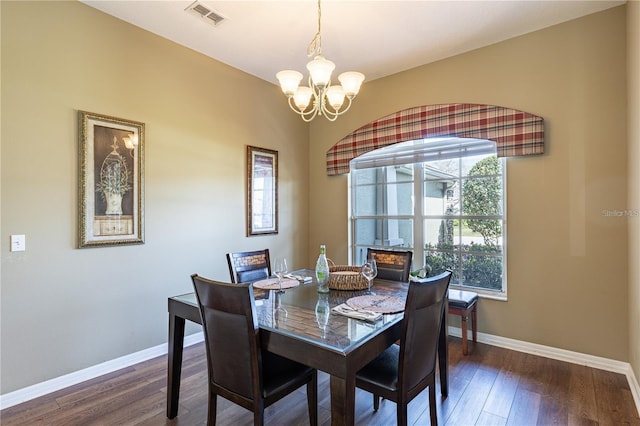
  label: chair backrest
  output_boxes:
[366,248,413,282]
[398,270,452,394]
[226,249,271,283]
[191,274,261,401]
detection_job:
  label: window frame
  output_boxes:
[349,143,507,299]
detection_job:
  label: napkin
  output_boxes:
[285,273,313,283]
[332,303,382,322]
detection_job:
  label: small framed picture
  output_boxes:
[247,146,278,236]
[78,111,144,248]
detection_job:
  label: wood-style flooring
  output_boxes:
[1,338,639,425]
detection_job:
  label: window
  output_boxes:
[350,138,506,295]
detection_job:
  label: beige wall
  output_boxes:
[1,0,636,398]
[0,1,309,393]
[309,6,629,360]
[628,0,640,387]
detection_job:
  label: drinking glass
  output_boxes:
[361,259,378,294]
[274,290,288,320]
[274,257,288,292]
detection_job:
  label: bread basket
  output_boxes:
[328,260,368,291]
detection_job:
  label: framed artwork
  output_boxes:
[78,111,145,248]
[247,145,278,236]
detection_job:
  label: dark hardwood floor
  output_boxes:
[2,338,638,425]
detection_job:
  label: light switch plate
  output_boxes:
[10,235,25,252]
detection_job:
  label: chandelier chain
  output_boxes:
[307,0,322,57]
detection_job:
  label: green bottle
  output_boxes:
[315,244,330,293]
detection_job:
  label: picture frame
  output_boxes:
[247,145,278,236]
[78,111,145,248]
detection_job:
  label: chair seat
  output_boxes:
[261,351,316,399]
[356,344,399,393]
[448,289,478,309]
[448,289,479,356]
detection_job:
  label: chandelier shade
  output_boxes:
[338,71,365,97]
[276,0,364,122]
[275,70,303,97]
[306,55,334,88]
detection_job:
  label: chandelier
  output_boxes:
[276,0,365,122]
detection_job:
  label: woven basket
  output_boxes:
[328,261,368,291]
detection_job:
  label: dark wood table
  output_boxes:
[167,272,448,425]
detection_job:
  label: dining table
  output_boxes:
[166,270,448,425]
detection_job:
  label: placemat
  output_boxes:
[346,295,405,314]
[253,278,299,290]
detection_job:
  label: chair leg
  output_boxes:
[253,399,265,426]
[471,304,477,344]
[254,410,264,426]
[373,393,380,411]
[307,371,318,426]
[396,398,408,426]
[207,391,217,426]
[461,313,469,355]
[429,384,437,426]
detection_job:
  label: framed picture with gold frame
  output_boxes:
[247,145,278,236]
[78,111,145,248]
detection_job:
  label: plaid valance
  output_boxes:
[326,103,545,175]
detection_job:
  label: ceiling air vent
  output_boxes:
[185,1,227,27]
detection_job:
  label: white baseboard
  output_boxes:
[627,365,640,417]
[1,328,638,417]
[0,332,204,411]
[449,326,640,416]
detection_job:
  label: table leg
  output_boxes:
[329,375,356,426]
[438,307,449,397]
[167,313,186,419]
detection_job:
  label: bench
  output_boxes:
[448,290,478,355]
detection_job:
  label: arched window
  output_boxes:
[350,137,506,294]
[340,104,544,296]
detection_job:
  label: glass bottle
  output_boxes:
[315,244,330,293]
[315,293,330,338]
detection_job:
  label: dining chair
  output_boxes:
[226,249,271,283]
[355,270,452,426]
[366,248,413,282]
[191,274,318,426]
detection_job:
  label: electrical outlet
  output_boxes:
[10,235,25,252]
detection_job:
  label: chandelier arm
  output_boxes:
[286,96,301,113]
[320,96,354,121]
[301,110,319,122]
[338,97,354,114]
[321,108,340,122]
[320,102,340,121]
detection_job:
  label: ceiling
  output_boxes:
[81,0,625,86]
